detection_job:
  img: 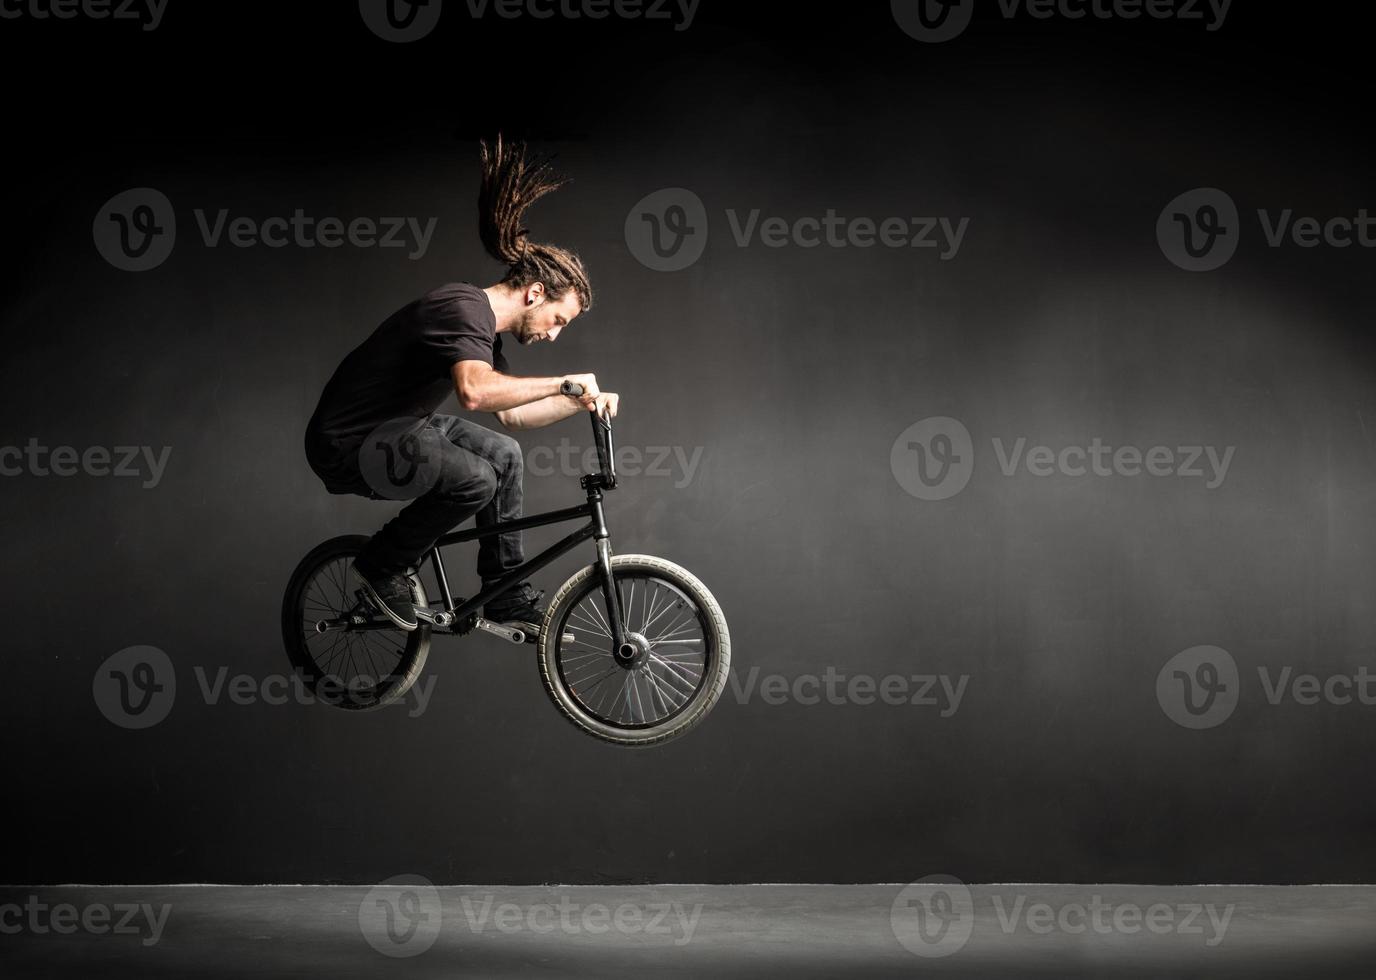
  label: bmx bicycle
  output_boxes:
[281,381,731,746]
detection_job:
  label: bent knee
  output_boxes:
[490,432,523,478]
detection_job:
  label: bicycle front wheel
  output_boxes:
[538,554,730,746]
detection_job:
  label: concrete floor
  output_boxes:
[1,884,1373,978]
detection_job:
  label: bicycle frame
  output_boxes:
[421,409,629,654]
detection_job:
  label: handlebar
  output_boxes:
[559,380,616,488]
[560,380,611,427]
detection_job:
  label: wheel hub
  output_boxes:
[615,631,652,669]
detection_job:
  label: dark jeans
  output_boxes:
[307,414,526,581]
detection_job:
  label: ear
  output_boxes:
[526,282,545,305]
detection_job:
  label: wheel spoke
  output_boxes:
[569,608,611,638]
[583,594,614,638]
[641,592,680,634]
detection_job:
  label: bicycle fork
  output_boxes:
[589,490,635,667]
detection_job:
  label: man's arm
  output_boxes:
[452,360,599,421]
[495,393,586,431]
[502,390,620,430]
[452,360,562,412]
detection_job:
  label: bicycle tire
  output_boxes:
[538,554,730,746]
[281,534,431,711]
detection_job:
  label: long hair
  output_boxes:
[478,134,592,312]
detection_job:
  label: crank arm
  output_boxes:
[475,617,527,644]
[473,617,577,646]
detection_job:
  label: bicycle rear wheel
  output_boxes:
[538,554,730,746]
[281,535,430,711]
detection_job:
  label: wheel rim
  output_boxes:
[296,555,412,699]
[553,572,712,730]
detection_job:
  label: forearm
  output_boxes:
[504,393,585,430]
[461,371,563,412]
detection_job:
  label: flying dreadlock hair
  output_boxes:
[478,134,593,312]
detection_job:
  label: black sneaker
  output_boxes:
[483,580,547,634]
[352,559,419,632]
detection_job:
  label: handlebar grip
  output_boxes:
[559,380,584,397]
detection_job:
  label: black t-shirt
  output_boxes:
[305,281,508,462]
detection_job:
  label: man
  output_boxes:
[303,135,619,634]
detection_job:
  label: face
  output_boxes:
[514,285,581,344]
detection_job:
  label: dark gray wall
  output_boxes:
[3,4,1374,885]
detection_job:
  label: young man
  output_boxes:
[303,135,619,634]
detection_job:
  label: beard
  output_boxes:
[515,305,540,344]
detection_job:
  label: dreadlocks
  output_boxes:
[478,134,593,313]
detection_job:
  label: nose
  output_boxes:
[548,326,563,341]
